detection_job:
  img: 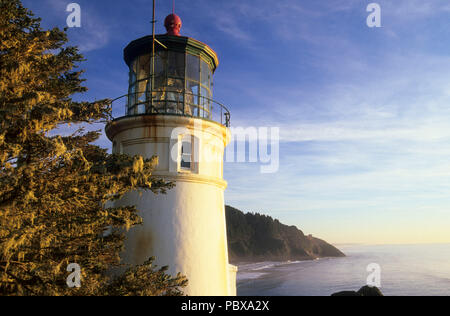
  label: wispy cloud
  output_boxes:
[28,0,112,52]
[214,12,253,42]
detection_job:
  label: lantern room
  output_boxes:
[118,14,229,126]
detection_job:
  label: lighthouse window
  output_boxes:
[180,136,192,171]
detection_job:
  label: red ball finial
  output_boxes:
[164,14,182,36]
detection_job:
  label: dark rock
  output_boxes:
[331,286,384,296]
[331,291,361,296]
[357,285,384,296]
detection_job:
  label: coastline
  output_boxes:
[236,244,450,296]
[236,257,329,282]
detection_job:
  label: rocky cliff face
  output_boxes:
[226,205,345,263]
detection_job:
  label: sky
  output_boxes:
[22,0,450,245]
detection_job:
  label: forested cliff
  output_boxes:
[226,206,345,263]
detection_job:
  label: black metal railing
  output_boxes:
[108,90,231,127]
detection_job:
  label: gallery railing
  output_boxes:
[107,90,231,127]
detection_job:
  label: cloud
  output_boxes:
[66,3,110,52]
[34,0,111,52]
[279,124,450,143]
[380,0,450,21]
[224,41,450,242]
[214,12,253,42]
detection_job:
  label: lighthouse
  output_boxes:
[105,12,236,296]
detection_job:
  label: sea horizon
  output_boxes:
[333,242,450,247]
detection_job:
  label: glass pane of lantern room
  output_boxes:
[186,54,200,82]
[201,59,211,89]
[168,51,185,79]
[153,51,167,90]
[137,54,150,81]
[167,79,184,114]
[155,51,166,77]
[186,80,199,116]
[137,103,145,114]
[135,54,149,106]
[137,80,148,102]
[128,83,136,114]
[186,80,199,104]
[129,59,137,85]
[201,86,210,99]
[167,78,184,93]
[152,52,167,110]
[200,86,211,118]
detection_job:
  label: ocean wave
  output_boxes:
[236,272,268,281]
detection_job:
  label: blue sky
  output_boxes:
[23,0,450,244]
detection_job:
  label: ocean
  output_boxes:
[236,243,450,296]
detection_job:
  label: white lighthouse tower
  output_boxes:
[105,12,236,296]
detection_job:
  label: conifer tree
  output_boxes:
[0,0,187,295]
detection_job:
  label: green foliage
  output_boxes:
[0,0,186,296]
[106,258,188,296]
